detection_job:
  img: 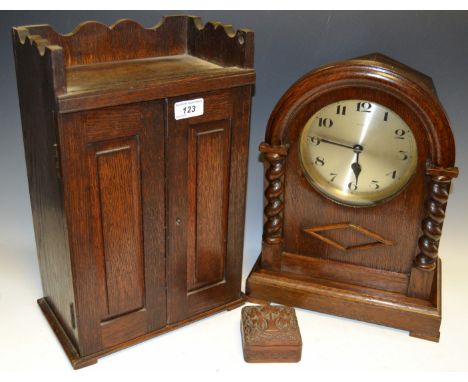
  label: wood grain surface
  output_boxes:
[246,53,456,341]
[12,15,255,367]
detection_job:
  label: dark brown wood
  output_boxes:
[408,164,458,298]
[38,296,245,369]
[187,17,254,68]
[13,16,255,114]
[241,305,302,363]
[281,252,409,294]
[166,87,251,323]
[59,54,254,113]
[16,16,253,68]
[12,18,77,350]
[246,53,456,341]
[259,142,289,271]
[13,15,254,368]
[246,257,442,342]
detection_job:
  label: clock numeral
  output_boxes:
[383,111,389,122]
[399,150,409,160]
[386,170,397,179]
[318,117,333,128]
[356,102,372,113]
[308,136,321,146]
[394,129,406,139]
[348,182,358,191]
[314,156,325,166]
[370,180,380,190]
[329,173,338,182]
[336,105,347,115]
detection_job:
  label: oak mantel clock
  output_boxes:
[246,53,458,342]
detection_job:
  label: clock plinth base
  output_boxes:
[409,330,440,342]
[245,256,441,342]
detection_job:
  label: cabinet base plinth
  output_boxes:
[38,295,245,369]
[245,256,441,342]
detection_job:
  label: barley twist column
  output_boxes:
[415,167,458,271]
[259,143,289,269]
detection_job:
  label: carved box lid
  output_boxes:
[241,305,302,347]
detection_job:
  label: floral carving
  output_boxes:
[241,305,301,346]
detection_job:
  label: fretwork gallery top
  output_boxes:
[13,16,255,113]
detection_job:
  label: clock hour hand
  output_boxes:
[351,161,361,185]
[351,144,363,185]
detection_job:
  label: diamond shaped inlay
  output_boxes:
[303,223,393,252]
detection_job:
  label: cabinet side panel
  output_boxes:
[225,85,253,297]
[88,137,144,319]
[12,32,78,345]
[187,120,231,291]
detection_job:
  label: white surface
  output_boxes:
[174,98,204,120]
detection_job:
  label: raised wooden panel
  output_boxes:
[59,101,166,355]
[187,121,231,291]
[87,137,144,320]
[166,88,251,323]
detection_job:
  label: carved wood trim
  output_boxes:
[260,142,289,245]
[12,27,66,95]
[414,165,459,271]
[187,17,254,68]
[241,305,302,346]
[13,16,253,69]
[303,223,393,252]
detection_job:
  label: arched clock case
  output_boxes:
[246,53,458,342]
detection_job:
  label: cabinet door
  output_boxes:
[166,87,252,323]
[59,101,166,356]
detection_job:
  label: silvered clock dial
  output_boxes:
[299,99,417,206]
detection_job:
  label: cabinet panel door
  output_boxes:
[166,87,252,323]
[88,137,144,319]
[59,101,166,355]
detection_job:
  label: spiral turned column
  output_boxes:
[408,165,458,300]
[415,167,458,272]
[259,143,289,246]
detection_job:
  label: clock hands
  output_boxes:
[314,137,364,187]
[351,145,363,186]
[318,138,355,150]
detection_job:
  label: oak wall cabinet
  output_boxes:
[12,16,255,368]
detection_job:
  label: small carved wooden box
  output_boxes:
[241,305,302,363]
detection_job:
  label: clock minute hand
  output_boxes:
[319,138,355,150]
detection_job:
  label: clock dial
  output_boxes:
[299,99,418,206]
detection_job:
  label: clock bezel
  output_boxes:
[265,58,454,170]
[297,98,419,208]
